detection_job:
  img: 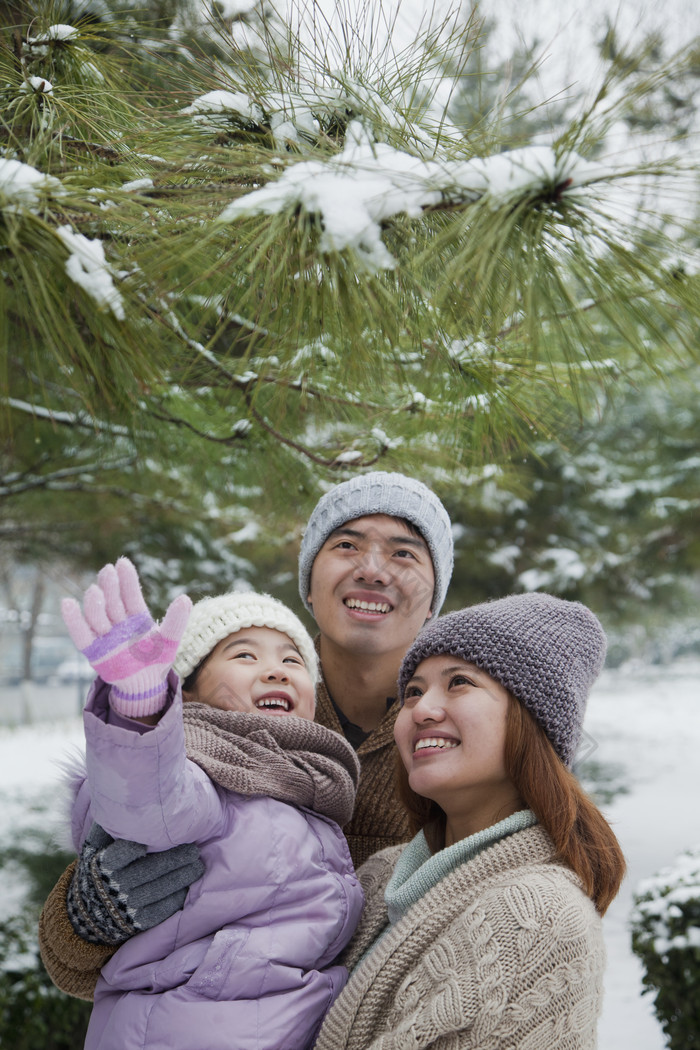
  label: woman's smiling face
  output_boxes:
[394,654,522,843]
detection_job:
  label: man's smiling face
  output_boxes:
[307,514,435,658]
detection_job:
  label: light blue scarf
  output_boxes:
[385,809,538,924]
[352,809,539,973]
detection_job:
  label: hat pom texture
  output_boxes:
[398,593,606,767]
[174,592,319,687]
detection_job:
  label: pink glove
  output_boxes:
[61,557,192,718]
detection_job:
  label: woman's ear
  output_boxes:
[182,687,197,704]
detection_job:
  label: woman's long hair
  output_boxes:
[395,694,626,915]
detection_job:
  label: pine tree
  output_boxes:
[444,360,700,612]
[1,0,699,597]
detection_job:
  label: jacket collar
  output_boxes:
[314,636,400,756]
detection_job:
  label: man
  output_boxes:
[38,471,454,997]
[299,472,452,864]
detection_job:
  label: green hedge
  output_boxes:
[631,845,700,1050]
[0,833,91,1048]
[0,914,90,1050]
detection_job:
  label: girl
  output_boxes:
[314,592,626,1050]
[62,557,363,1050]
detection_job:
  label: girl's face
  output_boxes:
[394,654,522,843]
[183,626,316,720]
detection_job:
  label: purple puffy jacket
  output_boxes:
[69,682,364,1050]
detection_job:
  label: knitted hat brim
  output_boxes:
[174,592,319,688]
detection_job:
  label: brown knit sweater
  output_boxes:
[315,826,606,1050]
[314,672,410,868]
[38,671,410,1000]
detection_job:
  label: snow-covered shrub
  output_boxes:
[0,825,91,1048]
[631,846,700,1049]
[0,914,90,1050]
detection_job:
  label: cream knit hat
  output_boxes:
[174,592,319,686]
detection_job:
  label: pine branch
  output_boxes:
[0,468,203,520]
[145,295,399,412]
[147,407,252,446]
[148,401,387,468]
[0,457,135,497]
[2,397,132,435]
[54,133,121,161]
[245,400,387,468]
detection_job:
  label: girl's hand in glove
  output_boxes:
[61,556,191,719]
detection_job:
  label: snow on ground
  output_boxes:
[584,658,700,1049]
[1,661,699,1048]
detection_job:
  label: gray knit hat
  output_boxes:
[298,472,454,616]
[398,593,606,767]
[174,592,319,687]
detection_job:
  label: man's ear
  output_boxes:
[307,592,312,605]
[425,609,433,621]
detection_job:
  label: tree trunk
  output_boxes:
[22,571,45,680]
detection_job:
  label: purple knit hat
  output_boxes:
[398,593,606,767]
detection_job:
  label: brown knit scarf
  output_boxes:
[182,704,360,827]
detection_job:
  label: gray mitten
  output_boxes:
[67,822,205,945]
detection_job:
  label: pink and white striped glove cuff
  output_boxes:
[110,677,170,719]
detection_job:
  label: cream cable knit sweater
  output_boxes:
[314,824,605,1050]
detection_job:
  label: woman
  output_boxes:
[314,592,626,1050]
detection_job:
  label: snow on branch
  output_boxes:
[181,74,423,150]
[26,23,80,45]
[20,77,54,96]
[182,90,265,127]
[2,398,131,435]
[56,226,127,320]
[0,458,135,498]
[632,846,700,956]
[0,158,62,207]
[218,121,606,269]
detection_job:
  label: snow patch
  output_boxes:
[519,547,588,589]
[56,226,127,320]
[121,177,154,192]
[334,449,363,463]
[0,158,61,206]
[218,122,602,270]
[631,844,700,957]
[21,76,54,95]
[181,90,264,125]
[27,23,79,43]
